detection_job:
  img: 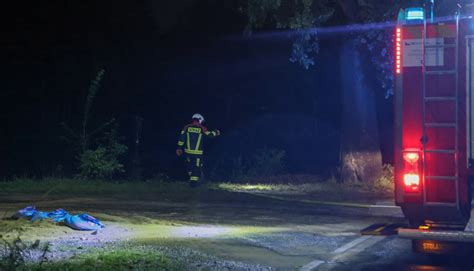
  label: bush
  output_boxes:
[0,235,26,270]
[224,147,286,181]
[79,147,123,178]
[0,233,49,270]
[78,125,127,179]
[366,163,394,194]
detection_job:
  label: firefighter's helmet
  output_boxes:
[192,113,205,124]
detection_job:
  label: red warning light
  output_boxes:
[396,28,402,74]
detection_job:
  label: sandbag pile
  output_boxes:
[14,206,105,231]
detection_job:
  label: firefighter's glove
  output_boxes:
[214,129,221,136]
[176,149,183,156]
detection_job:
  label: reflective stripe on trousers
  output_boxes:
[186,156,203,182]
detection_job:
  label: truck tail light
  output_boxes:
[403,149,421,193]
[404,173,420,192]
[403,152,419,164]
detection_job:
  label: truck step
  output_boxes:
[360,223,406,236]
[399,228,474,243]
[424,221,466,230]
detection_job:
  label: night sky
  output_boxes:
[1,1,393,179]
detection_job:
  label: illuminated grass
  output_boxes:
[216,183,322,194]
[217,175,394,195]
[216,181,356,194]
[0,219,68,242]
[216,178,393,203]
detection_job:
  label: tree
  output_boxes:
[240,0,457,182]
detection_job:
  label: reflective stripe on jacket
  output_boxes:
[177,122,218,155]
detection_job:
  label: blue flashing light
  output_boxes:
[406,8,424,21]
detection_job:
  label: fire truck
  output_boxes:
[394,2,474,254]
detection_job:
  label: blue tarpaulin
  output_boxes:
[14,206,105,231]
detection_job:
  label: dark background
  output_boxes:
[0,1,393,180]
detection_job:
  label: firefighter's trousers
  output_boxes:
[185,156,203,183]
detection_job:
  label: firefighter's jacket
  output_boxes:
[177,122,218,156]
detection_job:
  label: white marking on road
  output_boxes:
[368,205,399,208]
[299,260,324,271]
[332,235,372,254]
[330,235,387,265]
[339,235,386,255]
[300,235,388,270]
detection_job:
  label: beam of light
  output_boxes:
[228,15,468,41]
[131,224,285,240]
[228,21,397,41]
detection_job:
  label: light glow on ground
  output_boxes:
[173,225,233,238]
[130,223,284,240]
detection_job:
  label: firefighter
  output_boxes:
[176,113,220,187]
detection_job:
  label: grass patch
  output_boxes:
[0,178,202,199]
[0,219,65,243]
[23,246,182,271]
[0,177,277,205]
[0,171,394,205]
[0,178,174,194]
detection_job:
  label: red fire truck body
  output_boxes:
[395,6,474,252]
